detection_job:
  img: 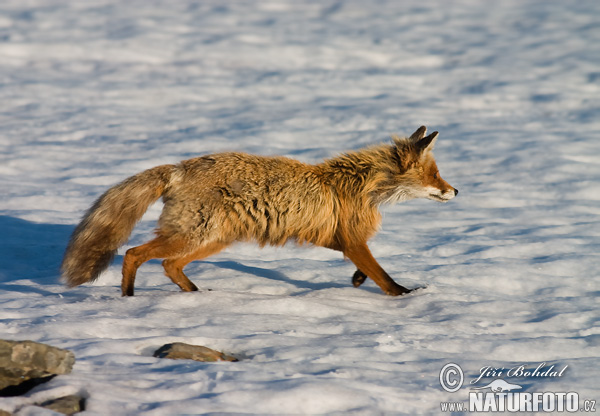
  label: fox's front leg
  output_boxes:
[344,244,411,296]
[352,269,368,288]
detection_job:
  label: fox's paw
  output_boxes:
[352,269,368,288]
[385,283,413,296]
[387,285,427,296]
[179,283,199,292]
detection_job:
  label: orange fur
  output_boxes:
[61,126,457,296]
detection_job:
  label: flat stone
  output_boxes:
[154,342,238,362]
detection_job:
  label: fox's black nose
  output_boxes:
[454,188,459,196]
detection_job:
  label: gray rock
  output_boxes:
[154,343,238,362]
[0,340,75,393]
[39,395,84,415]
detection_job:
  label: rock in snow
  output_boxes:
[38,395,85,415]
[154,343,238,362]
[0,340,75,393]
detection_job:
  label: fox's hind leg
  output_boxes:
[121,235,187,296]
[162,242,227,292]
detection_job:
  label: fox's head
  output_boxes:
[380,126,458,204]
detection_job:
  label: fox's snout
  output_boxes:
[447,187,459,199]
[427,185,458,202]
[443,186,458,200]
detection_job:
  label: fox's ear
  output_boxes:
[416,131,438,153]
[409,126,427,142]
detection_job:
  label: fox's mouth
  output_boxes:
[428,192,456,202]
[428,194,449,202]
[428,188,458,202]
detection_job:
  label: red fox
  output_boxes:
[61,126,457,296]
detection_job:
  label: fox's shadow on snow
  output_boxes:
[0,215,351,296]
[0,215,72,295]
[208,260,351,293]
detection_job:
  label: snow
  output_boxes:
[1,0,599,414]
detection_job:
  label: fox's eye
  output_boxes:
[433,172,439,179]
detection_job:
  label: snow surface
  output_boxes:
[1,0,599,414]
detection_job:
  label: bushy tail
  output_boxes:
[61,164,175,287]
